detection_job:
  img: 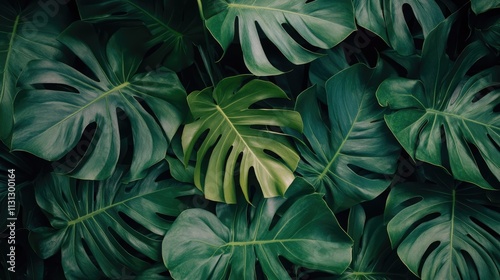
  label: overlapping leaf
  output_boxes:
[182,75,303,203]
[13,22,188,182]
[296,62,400,212]
[385,181,500,279]
[77,0,203,72]
[376,13,500,190]
[162,179,353,279]
[0,0,69,144]
[354,0,444,55]
[332,205,412,280]
[29,163,198,279]
[202,0,356,76]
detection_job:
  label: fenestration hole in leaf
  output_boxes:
[118,212,152,237]
[108,226,155,265]
[156,212,178,223]
[33,83,79,93]
[402,4,424,50]
[52,122,98,173]
[81,237,100,269]
[460,249,479,278]
[281,23,318,52]
[418,241,440,276]
[466,142,497,187]
[487,134,500,153]
[493,103,500,113]
[470,216,500,241]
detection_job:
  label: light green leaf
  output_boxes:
[29,162,198,279]
[376,13,500,190]
[13,22,188,182]
[76,0,203,72]
[162,179,353,279]
[296,62,400,212]
[182,75,303,203]
[385,182,500,279]
[470,0,500,14]
[354,0,444,55]
[202,0,356,76]
[0,0,69,144]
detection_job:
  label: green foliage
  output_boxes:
[29,162,198,279]
[0,0,499,279]
[385,180,500,279]
[182,75,303,203]
[163,179,352,279]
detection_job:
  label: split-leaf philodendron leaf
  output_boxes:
[29,162,198,279]
[162,179,353,279]
[0,0,69,144]
[12,21,188,182]
[354,0,444,56]
[202,0,356,76]
[385,182,500,279]
[377,12,500,190]
[76,0,203,72]
[182,75,303,203]
[297,62,400,212]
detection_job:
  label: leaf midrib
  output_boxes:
[42,82,131,134]
[67,186,165,226]
[214,105,274,180]
[315,94,366,183]
[0,15,20,101]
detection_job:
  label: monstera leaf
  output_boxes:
[385,181,500,279]
[182,75,303,203]
[202,0,356,76]
[77,0,203,72]
[162,179,353,279]
[354,0,444,55]
[296,62,400,212]
[0,0,69,144]
[13,22,188,182]
[332,205,411,280]
[29,163,198,279]
[376,13,500,190]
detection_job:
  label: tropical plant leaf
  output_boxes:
[162,179,353,279]
[296,62,400,212]
[0,0,69,144]
[331,205,413,280]
[202,0,356,76]
[470,0,500,14]
[385,181,500,279]
[76,0,203,72]
[376,13,500,190]
[473,12,500,53]
[354,0,444,55]
[182,75,303,203]
[12,22,188,182]
[29,162,198,279]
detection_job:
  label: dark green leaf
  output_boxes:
[162,179,353,279]
[376,13,500,190]
[354,0,444,55]
[182,75,303,203]
[29,162,198,279]
[13,22,188,182]
[296,62,400,211]
[77,0,203,72]
[385,182,500,279]
[0,0,69,144]
[202,0,356,76]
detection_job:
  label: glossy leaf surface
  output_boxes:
[202,0,356,75]
[162,179,353,279]
[182,75,303,203]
